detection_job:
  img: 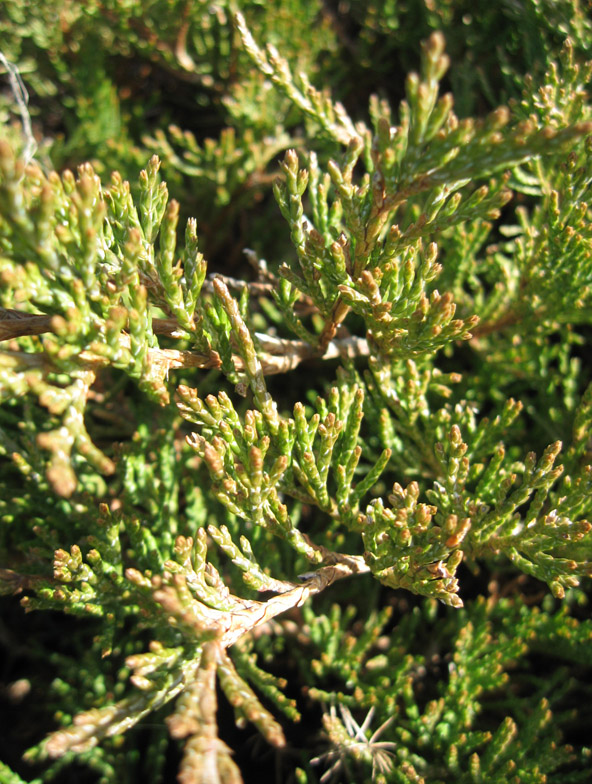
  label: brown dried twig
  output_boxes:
[0,307,370,376]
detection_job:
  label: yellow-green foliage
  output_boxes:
[1,2,592,783]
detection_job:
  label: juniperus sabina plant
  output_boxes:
[1,2,592,783]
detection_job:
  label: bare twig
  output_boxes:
[215,555,370,648]
[0,307,370,376]
[0,52,37,165]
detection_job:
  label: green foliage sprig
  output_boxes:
[1,3,592,783]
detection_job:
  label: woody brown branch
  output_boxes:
[218,555,370,648]
[0,307,369,376]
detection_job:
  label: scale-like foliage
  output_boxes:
[1,2,592,783]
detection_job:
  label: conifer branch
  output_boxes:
[0,306,370,374]
[2,5,592,783]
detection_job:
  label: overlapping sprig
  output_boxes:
[261,24,592,358]
[303,597,592,784]
[1,8,592,784]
